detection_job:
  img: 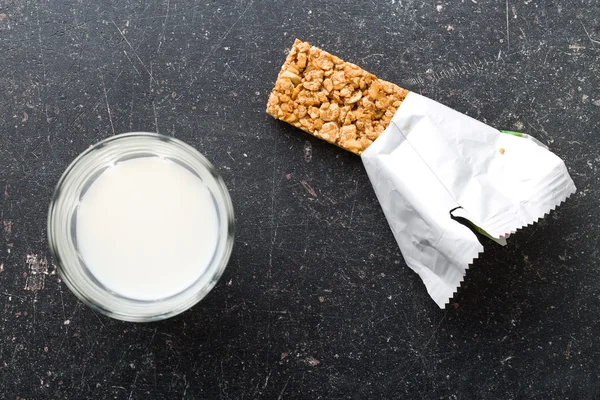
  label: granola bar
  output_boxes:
[266,39,410,155]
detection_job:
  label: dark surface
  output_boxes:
[1,0,599,398]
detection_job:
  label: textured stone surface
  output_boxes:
[0,0,599,398]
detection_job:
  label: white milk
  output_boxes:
[76,157,219,300]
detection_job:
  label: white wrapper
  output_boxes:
[361,93,576,308]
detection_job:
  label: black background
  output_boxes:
[1,0,599,398]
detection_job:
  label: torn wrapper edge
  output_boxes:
[446,192,574,307]
[361,92,576,308]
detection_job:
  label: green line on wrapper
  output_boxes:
[499,130,524,137]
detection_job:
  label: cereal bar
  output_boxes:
[266,39,410,155]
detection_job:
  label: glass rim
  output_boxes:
[48,132,235,322]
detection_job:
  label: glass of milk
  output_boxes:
[48,132,234,322]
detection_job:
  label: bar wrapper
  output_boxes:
[361,92,576,307]
[266,39,576,308]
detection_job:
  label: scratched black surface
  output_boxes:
[0,0,599,399]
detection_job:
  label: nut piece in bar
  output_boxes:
[266,39,410,155]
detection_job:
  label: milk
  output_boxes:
[76,157,219,301]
